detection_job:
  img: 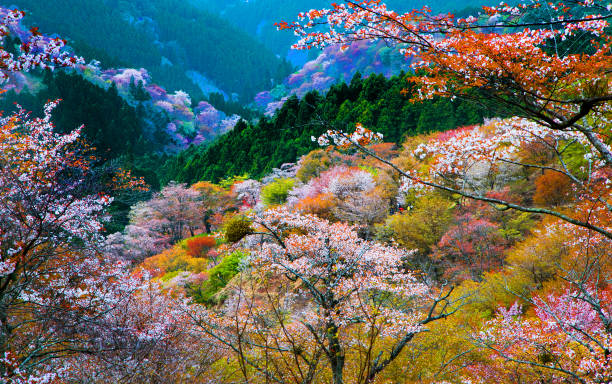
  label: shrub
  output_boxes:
[296,149,331,183]
[190,251,247,305]
[185,236,217,258]
[224,215,253,243]
[381,195,454,254]
[295,193,336,221]
[142,246,209,276]
[261,178,296,206]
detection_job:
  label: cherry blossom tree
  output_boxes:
[472,288,611,384]
[191,208,459,384]
[58,279,221,383]
[333,188,389,237]
[288,165,389,232]
[128,182,205,247]
[232,179,262,210]
[0,9,219,382]
[0,101,155,381]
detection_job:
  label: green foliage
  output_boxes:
[378,195,455,255]
[12,0,293,100]
[219,174,249,190]
[0,70,158,159]
[357,165,379,176]
[224,215,253,243]
[497,212,536,242]
[163,73,498,184]
[559,141,591,178]
[160,270,181,282]
[261,178,296,206]
[189,251,247,305]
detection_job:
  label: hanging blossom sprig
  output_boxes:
[0,8,84,83]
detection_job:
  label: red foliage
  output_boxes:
[434,213,507,281]
[185,236,217,258]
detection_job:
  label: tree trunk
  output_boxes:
[204,214,211,234]
[327,323,345,384]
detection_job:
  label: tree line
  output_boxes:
[162,72,499,184]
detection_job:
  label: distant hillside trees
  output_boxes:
[162,72,496,184]
[10,0,293,100]
[0,70,163,159]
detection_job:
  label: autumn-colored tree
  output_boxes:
[381,194,454,252]
[434,213,507,281]
[192,208,459,384]
[281,1,612,144]
[533,170,574,207]
[193,181,235,233]
[186,236,217,258]
[295,193,336,220]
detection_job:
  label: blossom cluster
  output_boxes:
[0,8,83,82]
[475,289,611,384]
[250,208,427,329]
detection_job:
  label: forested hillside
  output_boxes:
[0,70,168,158]
[192,0,489,60]
[162,73,496,184]
[7,0,293,100]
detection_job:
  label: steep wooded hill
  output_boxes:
[6,0,293,100]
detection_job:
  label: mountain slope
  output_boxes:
[190,0,490,61]
[162,73,497,184]
[6,0,293,100]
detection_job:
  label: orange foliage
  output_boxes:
[295,193,336,220]
[185,236,217,258]
[533,170,574,207]
[142,246,209,277]
[368,142,397,160]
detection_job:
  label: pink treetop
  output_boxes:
[250,208,427,332]
[288,165,374,205]
[128,182,204,247]
[475,289,611,384]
